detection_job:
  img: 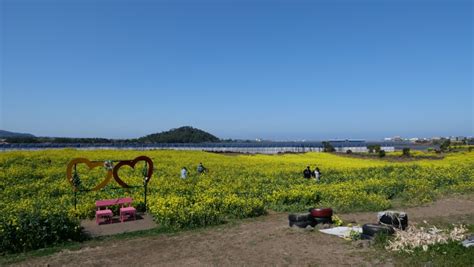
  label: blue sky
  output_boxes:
[1,0,472,140]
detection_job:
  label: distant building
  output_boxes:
[416,138,430,143]
[329,139,365,143]
[392,136,403,142]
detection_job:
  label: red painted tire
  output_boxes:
[309,208,333,218]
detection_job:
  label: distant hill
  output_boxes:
[1,127,220,144]
[138,126,220,143]
[0,130,35,138]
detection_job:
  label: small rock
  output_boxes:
[320,224,332,229]
[353,240,371,249]
[353,240,365,248]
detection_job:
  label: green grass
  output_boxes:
[372,232,391,249]
[0,241,84,265]
[0,214,261,265]
[0,226,175,265]
[393,241,474,266]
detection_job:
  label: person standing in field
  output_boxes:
[180,167,188,179]
[314,167,321,183]
[303,166,312,179]
[197,162,206,174]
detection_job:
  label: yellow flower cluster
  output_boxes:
[0,149,473,243]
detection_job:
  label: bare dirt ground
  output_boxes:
[81,213,157,237]
[15,196,474,267]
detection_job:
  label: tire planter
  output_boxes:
[288,213,320,228]
[379,214,408,230]
[288,213,310,222]
[312,216,333,224]
[360,233,373,240]
[308,220,318,227]
[309,208,333,218]
[362,223,395,237]
[289,212,333,228]
[293,221,311,228]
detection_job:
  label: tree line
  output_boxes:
[2,126,221,144]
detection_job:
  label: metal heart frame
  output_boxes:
[112,156,154,188]
[66,156,154,191]
[66,158,113,191]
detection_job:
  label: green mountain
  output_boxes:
[0,130,35,138]
[138,126,220,143]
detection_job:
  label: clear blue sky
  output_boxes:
[1,0,472,140]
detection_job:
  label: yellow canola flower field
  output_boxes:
[0,149,473,252]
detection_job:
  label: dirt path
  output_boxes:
[81,213,157,237]
[16,196,474,266]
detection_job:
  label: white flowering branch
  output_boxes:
[386,222,468,253]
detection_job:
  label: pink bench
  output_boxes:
[95,200,113,224]
[119,197,136,222]
[95,197,136,224]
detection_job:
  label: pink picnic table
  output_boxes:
[95,197,136,224]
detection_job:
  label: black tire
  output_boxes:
[379,214,408,230]
[291,220,311,228]
[360,233,373,240]
[313,217,333,224]
[362,223,395,236]
[288,213,310,222]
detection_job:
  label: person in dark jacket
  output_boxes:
[303,166,312,179]
[197,162,206,174]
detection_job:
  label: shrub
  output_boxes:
[346,149,353,154]
[349,230,361,240]
[402,148,411,157]
[378,150,386,158]
[322,141,335,152]
[367,145,381,153]
[440,139,451,152]
[0,210,86,253]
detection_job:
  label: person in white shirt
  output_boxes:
[180,167,188,179]
[314,167,321,183]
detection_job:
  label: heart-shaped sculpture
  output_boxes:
[66,158,113,191]
[112,156,154,188]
